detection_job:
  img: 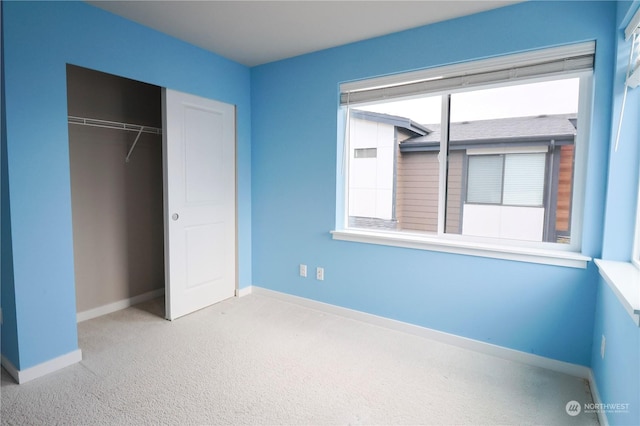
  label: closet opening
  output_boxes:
[67,64,165,321]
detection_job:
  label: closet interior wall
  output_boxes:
[66,65,164,316]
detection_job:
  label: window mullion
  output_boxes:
[437,95,451,235]
[342,106,351,230]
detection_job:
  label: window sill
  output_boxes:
[331,229,591,269]
[594,259,640,327]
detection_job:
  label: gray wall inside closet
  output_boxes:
[67,65,164,314]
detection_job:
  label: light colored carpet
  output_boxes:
[1,293,598,425]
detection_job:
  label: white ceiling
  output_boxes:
[88,1,522,67]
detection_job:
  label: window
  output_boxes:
[354,148,377,158]
[634,197,640,267]
[335,43,594,263]
[467,153,546,206]
[467,155,505,204]
[634,135,640,268]
[628,9,640,267]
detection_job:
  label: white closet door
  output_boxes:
[163,88,236,320]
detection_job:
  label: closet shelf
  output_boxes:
[68,116,162,135]
[68,116,162,162]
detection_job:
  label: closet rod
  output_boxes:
[68,116,162,135]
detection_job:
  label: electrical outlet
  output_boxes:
[601,335,606,359]
[299,264,307,278]
[316,267,324,281]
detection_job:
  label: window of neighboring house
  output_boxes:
[354,148,377,158]
[336,42,594,260]
[464,152,547,241]
[466,153,546,206]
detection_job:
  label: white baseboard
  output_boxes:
[252,286,591,379]
[1,349,82,384]
[588,370,609,426]
[77,288,165,322]
[235,286,252,297]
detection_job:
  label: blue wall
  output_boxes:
[589,2,640,425]
[603,1,640,261]
[1,1,252,369]
[1,0,20,366]
[251,0,617,366]
[591,278,640,425]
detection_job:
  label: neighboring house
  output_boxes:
[349,110,576,243]
[348,110,429,230]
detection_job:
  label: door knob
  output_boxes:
[172,213,179,221]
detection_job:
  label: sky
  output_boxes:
[357,78,580,125]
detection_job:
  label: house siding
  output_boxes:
[446,151,464,234]
[396,151,439,232]
[395,150,463,234]
[556,144,574,234]
[348,116,396,225]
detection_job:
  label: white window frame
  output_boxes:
[333,43,594,269]
[626,8,640,268]
[633,164,640,269]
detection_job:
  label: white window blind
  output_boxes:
[467,155,503,204]
[503,153,546,206]
[625,8,640,87]
[467,153,546,206]
[625,6,640,39]
[340,42,595,106]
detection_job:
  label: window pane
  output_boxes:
[344,72,582,246]
[466,155,503,204]
[447,78,579,243]
[354,148,377,158]
[348,111,396,229]
[348,96,441,232]
[503,153,546,206]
